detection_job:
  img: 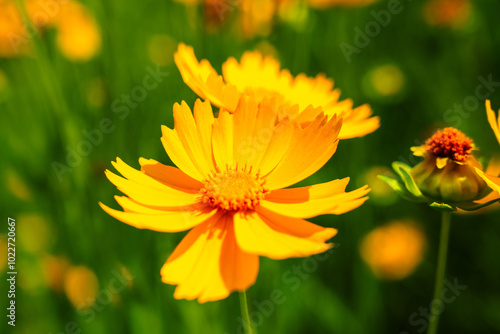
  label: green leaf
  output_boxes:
[377,174,421,202]
[392,162,426,200]
[429,202,457,212]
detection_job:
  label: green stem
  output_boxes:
[427,211,451,334]
[239,290,253,334]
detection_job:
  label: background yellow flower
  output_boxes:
[175,43,380,139]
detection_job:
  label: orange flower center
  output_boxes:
[424,127,473,163]
[200,166,269,211]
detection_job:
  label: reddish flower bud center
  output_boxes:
[424,127,473,163]
[200,166,269,211]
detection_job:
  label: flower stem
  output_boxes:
[239,290,253,334]
[427,211,451,334]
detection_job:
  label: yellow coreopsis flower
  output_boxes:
[174,44,379,139]
[475,100,500,196]
[100,96,370,303]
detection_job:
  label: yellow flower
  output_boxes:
[360,220,426,280]
[174,43,379,139]
[100,96,370,303]
[475,100,500,196]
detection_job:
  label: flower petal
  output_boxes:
[212,110,234,168]
[139,158,203,191]
[99,201,217,232]
[475,168,500,195]
[172,101,215,175]
[231,96,259,167]
[266,177,351,202]
[193,99,216,168]
[486,100,500,146]
[161,126,206,182]
[233,208,337,260]
[222,51,378,139]
[174,43,239,111]
[261,184,370,218]
[264,114,342,190]
[232,96,292,171]
[222,51,293,98]
[257,117,294,176]
[112,157,200,193]
[335,104,380,139]
[161,214,259,303]
[105,169,198,207]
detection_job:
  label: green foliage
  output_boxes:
[2,1,500,334]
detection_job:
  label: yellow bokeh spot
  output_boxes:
[240,0,276,38]
[370,65,405,97]
[43,255,70,292]
[119,265,134,288]
[6,169,31,201]
[25,0,58,28]
[87,77,106,108]
[253,41,279,60]
[17,214,52,253]
[18,258,45,292]
[64,266,99,309]
[55,1,101,62]
[363,166,398,205]
[278,0,309,30]
[0,236,7,272]
[423,0,471,29]
[0,69,8,91]
[0,1,29,57]
[307,0,379,9]
[360,220,426,280]
[147,35,176,66]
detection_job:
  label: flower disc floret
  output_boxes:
[200,166,269,211]
[424,127,473,163]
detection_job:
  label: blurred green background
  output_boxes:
[2,0,500,333]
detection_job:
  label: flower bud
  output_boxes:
[411,128,488,203]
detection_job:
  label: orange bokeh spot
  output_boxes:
[360,220,426,280]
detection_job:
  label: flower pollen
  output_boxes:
[200,165,269,211]
[424,127,473,162]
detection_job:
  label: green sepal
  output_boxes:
[429,202,457,212]
[391,162,426,200]
[377,174,424,202]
